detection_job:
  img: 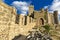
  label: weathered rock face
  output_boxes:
[26,28,52,40]
[50,25,60,40]
[0,2,12,40]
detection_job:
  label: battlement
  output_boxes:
[29,5,34,16]
[40,8,45,12]
[29,5,34,8]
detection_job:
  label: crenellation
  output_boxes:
[29,5,34,16]
[40,8,45,12]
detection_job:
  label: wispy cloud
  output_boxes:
[12,1,30,15]
[44,0,60,14]
[49,0,60,14]
[44,0,60,20]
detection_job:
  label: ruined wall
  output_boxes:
[0,2,13,40]
[47,11,59,25]
[9,14,36,40]
[34,9,46,26]
[0,2,36,40]
[47,13,54,25]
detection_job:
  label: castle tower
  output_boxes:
[40,8,44,12]
[44,8,49,23]
[29,5,34,16]
[53,11,59,24]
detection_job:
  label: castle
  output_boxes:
[0,1,59,40]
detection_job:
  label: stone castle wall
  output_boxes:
[0,1,59,40]
[0,2,36,40]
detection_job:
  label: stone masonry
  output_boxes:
[0,1,59,40]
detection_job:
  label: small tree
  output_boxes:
[43,24,51,34]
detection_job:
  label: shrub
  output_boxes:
[43,24,51,33]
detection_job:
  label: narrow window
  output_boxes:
[24,16,27,25]
[15,14,20,24]
[29,17,31,23]
[22,18,23,25]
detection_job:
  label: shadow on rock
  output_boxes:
[12,34,28,40]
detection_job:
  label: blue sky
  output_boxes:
[3,0,53,10]
[2,0,60,20]
[3,0,60,14]
[3,0,53,15]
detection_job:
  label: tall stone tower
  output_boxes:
[29,5,34,16]
[53,11,59,24]
[44,8,48,23]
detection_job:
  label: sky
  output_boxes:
[2,0,60,20]
[3,0,53,14]
[3,0,53,10]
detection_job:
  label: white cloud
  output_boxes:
[44,6,48,9]
[12,1,30,16]
[49,0,60,20]
[44,0,60,20]
[49,0,60,14]
[44,0,60,14]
